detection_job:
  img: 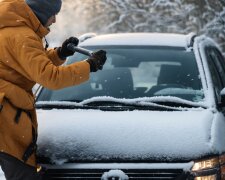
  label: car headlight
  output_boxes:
[194,175,217,180]
[220,154,225,180]
[191,157,219,180]
[192,157,219,171]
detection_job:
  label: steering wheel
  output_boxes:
[147,84,187,95]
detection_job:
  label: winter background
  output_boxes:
[1,0,225,179]
[47,0,225,53]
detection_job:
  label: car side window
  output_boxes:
[205,47,225,101]
[212,48,225,86]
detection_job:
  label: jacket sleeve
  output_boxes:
[14,35,90,90]
[46,48,65,66]
[0,79,34,110]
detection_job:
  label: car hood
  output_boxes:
[37,108,225,164]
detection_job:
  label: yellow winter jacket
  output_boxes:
[0,0,90,167]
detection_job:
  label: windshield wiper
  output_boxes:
[139,96,207,109]
[36,96,206,111]
[149,101,202,108]
[35,101,154,111]
[36,100,178,111]
[80,98,183,111]
[35,102,87,110]
[83,101,169,111]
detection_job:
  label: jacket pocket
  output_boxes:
[0,92,5,112]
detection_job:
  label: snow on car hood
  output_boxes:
[37,108,225,164]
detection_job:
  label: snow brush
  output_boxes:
[67,43,93,57]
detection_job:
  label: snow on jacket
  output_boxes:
[0,0,90,167]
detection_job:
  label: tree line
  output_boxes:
[49,0,225,52]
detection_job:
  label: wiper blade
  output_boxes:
[140,96,207,109]
[36,96,206,111]
[80,97,183,111]
[35,102,85,109]
[82,100,167,111]
[35,101,167,111]
[150,101,200,108]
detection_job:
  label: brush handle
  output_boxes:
[67,43,93,57]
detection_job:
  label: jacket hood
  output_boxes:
[0,0,49,38]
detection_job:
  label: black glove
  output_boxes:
[86,50,107,72]
[57,37,79,60]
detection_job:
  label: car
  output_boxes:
[35,33,225,180]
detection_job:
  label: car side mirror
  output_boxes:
[220,88,225,107]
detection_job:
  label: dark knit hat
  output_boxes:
[25,0,62,25]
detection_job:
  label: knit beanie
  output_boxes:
[25,0,62,25]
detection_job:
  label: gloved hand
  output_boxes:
[86,50,107,72]
[57,37,79,60]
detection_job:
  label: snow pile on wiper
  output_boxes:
[36,96,207,110]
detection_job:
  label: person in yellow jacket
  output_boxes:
[0,0,107,179]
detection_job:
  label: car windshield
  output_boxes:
[37,46,204,103]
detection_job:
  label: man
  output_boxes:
[0,0,107,179]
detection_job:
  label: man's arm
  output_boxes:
[15,35,90,90]
[46,48,66,66]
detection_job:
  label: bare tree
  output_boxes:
[48,0,225,51]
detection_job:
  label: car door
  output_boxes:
[205,46,225,106]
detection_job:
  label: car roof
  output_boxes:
[79,33,195,48]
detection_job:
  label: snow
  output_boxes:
[78,33,97,43]
[221,88,225,96]
[101,169,128,180]
[193,35,223,108]
[37,32,225,163]
[43,162,194,171]
[48,0,225,54]
[37,107,225,164]
[80,33,195,48]
[0,0,224,177]
[36,95,208,110]
[0,167,5,180]
[193,35,219,108]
